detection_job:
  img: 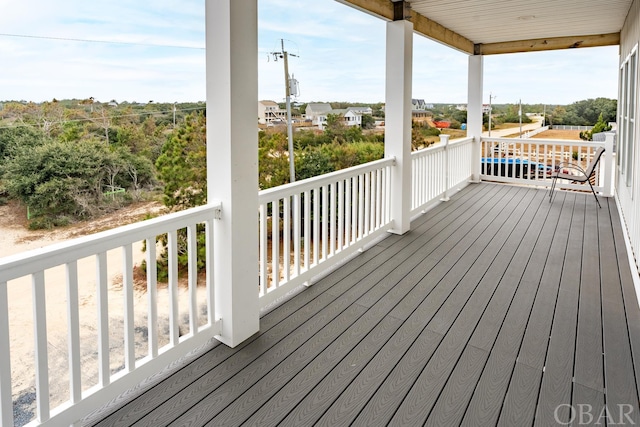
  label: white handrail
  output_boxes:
[259,158,395,203]
[479,136,611,193]
[258,158,396,308]
[411,136,474,215]
[0,202,222,427]
[0,203,222,283]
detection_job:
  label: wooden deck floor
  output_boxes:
[92,183,640,426]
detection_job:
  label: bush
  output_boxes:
[4,139,155,224]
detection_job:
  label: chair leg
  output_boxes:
[548,176,557,203]
[587,179,601,208]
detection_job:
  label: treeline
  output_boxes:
[545,98,617,126]
[0,99,195,227]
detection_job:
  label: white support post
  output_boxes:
[385,19,413,235]
[603,132,615,197]
[467,55,484,183]
[206,0,260,347]
[440,134,451,201]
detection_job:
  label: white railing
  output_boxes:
[480,136,615,195]
[411,136,474,215]
[0,204,222,427]
[551,125,594,131]
[521,125,550,139]
[258,158,395,308]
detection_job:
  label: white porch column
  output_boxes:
[206,0,259,347]
[385,20,413,235]
[603,132,615,197]
[467,54,484,182]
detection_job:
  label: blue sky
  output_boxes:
[0,0,619,105]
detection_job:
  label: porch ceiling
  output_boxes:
[337,0,631,54]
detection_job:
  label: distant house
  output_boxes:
[412,99,434,122]
[334,108,362,127]
[305,103,332,128]
[305,103,332,126]
[411,99,435,110]
[258,100,287,125]
[348,106,373,116]
[412,110,431,122]
[310,105,373,129]
[412,99,427,110]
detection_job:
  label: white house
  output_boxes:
[258,100,286,124]
[304,102,332,127]
[312,106,373,129]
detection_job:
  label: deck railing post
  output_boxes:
[603,132,615,197]
[440,134,451,201]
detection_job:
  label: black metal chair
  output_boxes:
[548,146,605,208]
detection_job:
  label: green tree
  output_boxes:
[296,147,333,181]
[152,112,208,278]
[155,112,207,210]
[0,126,48,161]
[361,114,376,129]
[259,130,291,189]
[580,113,612,141]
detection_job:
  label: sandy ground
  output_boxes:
[0,201,208,425]
[531,129,582,140]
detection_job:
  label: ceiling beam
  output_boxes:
[410,7,475,54]
[477,32,621,55]
[337,0,475,54]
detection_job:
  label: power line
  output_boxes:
[0,33,205,50]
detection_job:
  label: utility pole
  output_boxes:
[271,39,298,183]
[519,98,522,137]
[173,102,177,128]
[488,93,495,137]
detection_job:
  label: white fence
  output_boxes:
[551,125,593,131]
[411,136,474,215]
[480,136,614,195]
[258,158,395,308]
[0,204,222,427]
[521,125,550,139]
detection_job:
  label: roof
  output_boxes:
[336,0,632,55]
[259,100,279,106]
[347,106,372,113]
[306,103,333,113]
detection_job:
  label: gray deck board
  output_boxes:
[91,183,640,427]
[599,198,640,423]
[534,195,584,426]
[609,197,640,402]
[574,200,604,393]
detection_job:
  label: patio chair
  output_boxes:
[548,146,605,208]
